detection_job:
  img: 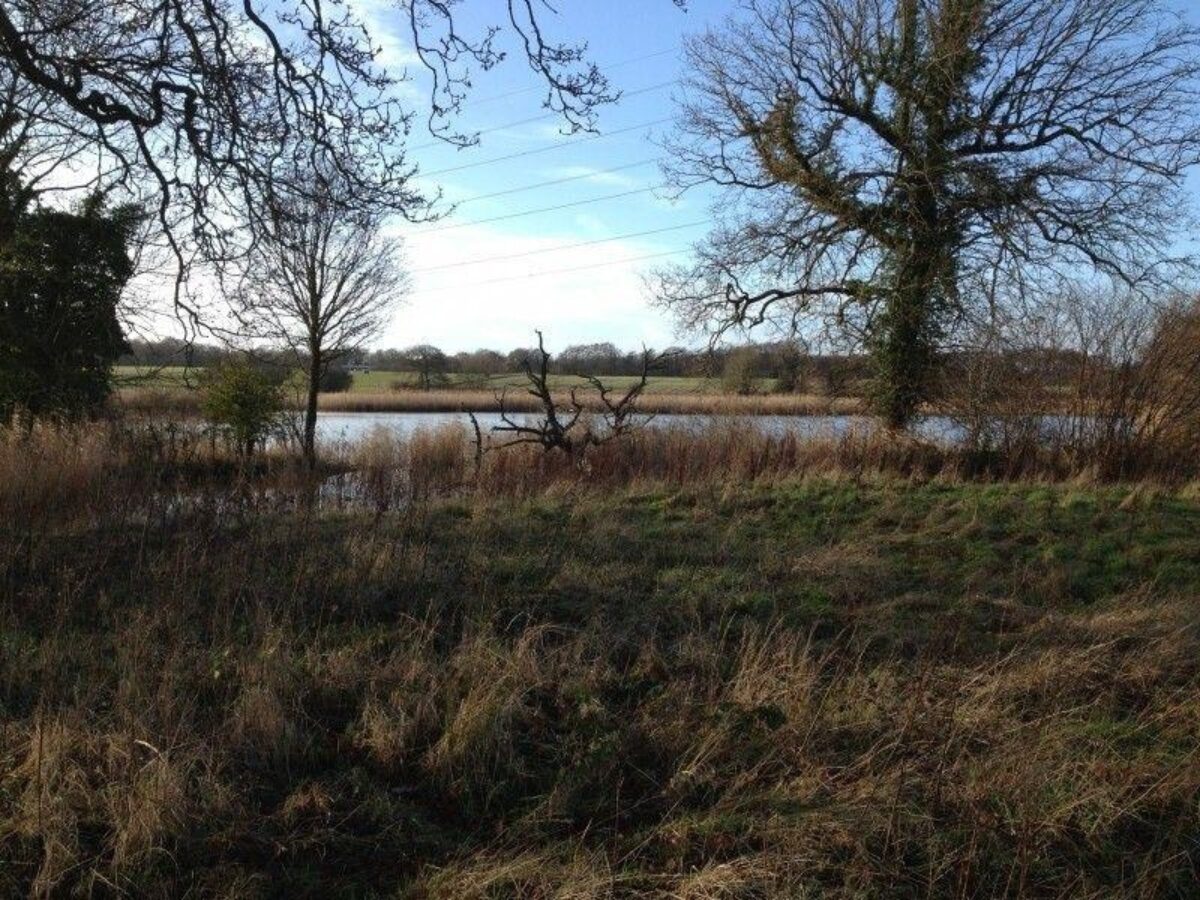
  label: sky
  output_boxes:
[368,0,1200,355]
[128,1,1200,355]
[363,1,732,354]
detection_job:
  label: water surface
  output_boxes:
[314,410,968,445]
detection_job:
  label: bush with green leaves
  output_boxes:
[200,360,284,457]
[721,347,762,396]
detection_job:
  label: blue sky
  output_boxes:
[355,0,1200,354]
[371,0,730,353]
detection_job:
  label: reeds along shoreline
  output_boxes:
[114,386,865,417]
[5,416,1199,533]
[338,420,1200,505]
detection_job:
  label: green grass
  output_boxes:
[113,364,197,388]
[115,365,739,395]
[374,371,728,394]
[3,467,1199,897]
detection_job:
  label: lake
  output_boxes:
[314,410,973,445]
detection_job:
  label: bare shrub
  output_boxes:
[939,315,1066,464]
[1046,291,1200,477]
[721,346,762,395]
[1134,299,1200,468]
[942,290,1200,479]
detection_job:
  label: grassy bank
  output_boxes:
[2,425,1199,897]
[114,368,798,396]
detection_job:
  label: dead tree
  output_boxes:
[494,331,656,458]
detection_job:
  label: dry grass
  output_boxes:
[321,389,864,417]
[330,417,1200,514]
[2,425,1199,896]
[115,385,864,417]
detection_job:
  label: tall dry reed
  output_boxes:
[117,386,864,418]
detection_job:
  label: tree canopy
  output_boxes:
[656,0,1200,425]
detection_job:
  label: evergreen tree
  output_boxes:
[0,180,137,423]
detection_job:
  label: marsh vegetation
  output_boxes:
[4,0,1200,896]
[3,423,1200,897]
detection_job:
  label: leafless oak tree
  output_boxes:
[236,174,405,466]
[654,0,1200,427]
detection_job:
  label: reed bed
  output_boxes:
[321,389,865,416]
[329,418,1200,513]
[6,415,1199,531]
[116,386,865,417]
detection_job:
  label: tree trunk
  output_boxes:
[304,346,321,468]
[871,246,943,430]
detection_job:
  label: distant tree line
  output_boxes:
[121,338,879,392]
[124,334,1118,400]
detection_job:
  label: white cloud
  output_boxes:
[381,222,682,351]
[348,0,422,72]
[541,165,643,189]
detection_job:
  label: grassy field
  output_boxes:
[2,424,1199,897]
[115,366,736,395]
[352,370,731,394]
[115,379,864,418]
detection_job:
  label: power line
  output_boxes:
[420,117,673,178]
[463,48,680,109]
[410,80,677,153]
[451,158,661,205]
[421,185,670,233]
[411,220,707,274]
[407,248,689,297]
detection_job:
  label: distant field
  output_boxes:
[380,372,733,394]
[115,366,756,396]
[113,365,197,388]
[110,365,863,416]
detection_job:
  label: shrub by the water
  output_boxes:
[199,360,284,457]
[318,366,354,393]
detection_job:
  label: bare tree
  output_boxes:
[495,331,655,458]
[402,344,450,391]
[236,176,405,466]
[0,69,98,198]
[0,0,685,322]
[654,0,1200,428]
